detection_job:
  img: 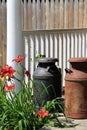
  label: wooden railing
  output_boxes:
[23,28,87,86]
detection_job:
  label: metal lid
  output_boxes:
[37,58,58,63]
[68,57,87,62]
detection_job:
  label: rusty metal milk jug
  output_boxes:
[65,57,87,119]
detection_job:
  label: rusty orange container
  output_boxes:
[65,57,87,119]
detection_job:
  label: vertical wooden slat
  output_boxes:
[79,0,84,27]
[79,33,82,57]
[82,33,85,57]
[45,33,50,57]
[41,0,46,29]
[0,0,2,65]
[35,34,39,55]
[74,0,79,28]
[27,0,32,29]
[63,33,67,86]
[86,33,87,56]
[85,32,87,57]
[39,34,42,55]
[83,0,87,28]
[43,33,45,56]
[46,0,50,29]
[58,34,63,68]
[54,0,59,29]
[2,0,6,66]
[21,0,24,29]
[24,0,28,30]
[57,33,59,62]
[30,34,35,77]
[59,0,64,28]
[54,34,58,58]
[67,33,70,67]
[50,33,54,57]
[50,0,55,29]
[68,0,74,28]
[36,0,41,29]
[71,33,75,57]
[74,33,78,57]
[32,0,37,29]
[40,34,45,55]
[28,35,30,73]
[64,0,68,28]
[82,33,84,57]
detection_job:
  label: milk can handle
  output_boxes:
[65,68,72,73]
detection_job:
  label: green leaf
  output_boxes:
[18,120,23,130]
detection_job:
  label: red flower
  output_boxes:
[25,70,31,78]
[4,83,15,92]
[0,64,16,78]
[36,109,49,119]
[12,55,25,63]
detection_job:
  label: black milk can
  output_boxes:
[33,58,61,105]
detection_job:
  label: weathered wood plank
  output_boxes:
[0,0,2,65]
[64,0,68,28]
[59,0,64,28]
[24,0,28,30]
[27,0,32,29]
[74,0,79,28]
[36,0,41,29]
[41,0,46,29]
[46,0,50,29]
[1,0,6,66]
[21,0,24,29]
[79,0,84,27]
[50,0,55,29]
[68,0,74,28]
[54,0,59,29]
[83,0,87,27]
[32,0,37,29]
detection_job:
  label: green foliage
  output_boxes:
[35,54,46,59]
[0,55,78,130]
[0,79,47,130]
[0,78,78,130]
